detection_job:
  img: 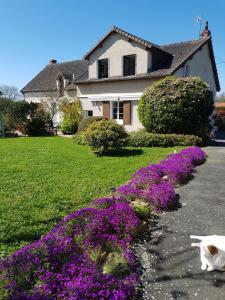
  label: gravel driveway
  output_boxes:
[134,135,225,300]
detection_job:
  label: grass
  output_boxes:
[0,137,181,257]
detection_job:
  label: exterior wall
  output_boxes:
[77,78,155,131]
[77,78,154,96]
[175,43,217,98]
[125,100,143,132]
[88,33,151,79]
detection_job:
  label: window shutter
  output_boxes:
[123,101,131,125]
[103,101,110,119]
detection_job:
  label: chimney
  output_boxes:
[200,21,211,38]
[49,59,57,64]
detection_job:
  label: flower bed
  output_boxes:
[0,147,207,300]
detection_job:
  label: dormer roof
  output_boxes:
[84,25,172,60]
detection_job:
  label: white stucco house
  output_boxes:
[21,22,220,131]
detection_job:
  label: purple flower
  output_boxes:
[179,146,207,165]
[145,182,175,211]
[116,183,145,200]
[159,153,193,185]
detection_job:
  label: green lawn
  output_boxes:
[0,137,181,257]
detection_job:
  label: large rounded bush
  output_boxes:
[83,119,128,155]
[138,76,214,136]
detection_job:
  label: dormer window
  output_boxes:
[98,59,108,79]
[123,55,135,76]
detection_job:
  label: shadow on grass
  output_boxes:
[102,148,143,157]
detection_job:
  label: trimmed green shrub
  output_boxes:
[138,76,214,137]
[61,119,78,134]
[102,252,131,278]
[83,119,128,155]
[78,116,105,133]
[73,132,87,145]
[128,130,202,147]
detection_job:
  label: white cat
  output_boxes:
[190,235,225,272]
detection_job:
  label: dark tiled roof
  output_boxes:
[77,36,220,91]
[21,60,88,93]
[161,36,220,90]
[161,37,209,73]
[21,27,220,93]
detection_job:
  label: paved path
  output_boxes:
[134,136,225,300]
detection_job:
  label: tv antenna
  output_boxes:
[194,15,204,37]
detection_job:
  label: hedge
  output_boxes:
[128,130,203,147]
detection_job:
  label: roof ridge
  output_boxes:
[112,25,160,48]
[49,59,87,66]
[161,36,210,47]
[84,25,172,59]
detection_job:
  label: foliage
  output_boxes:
[132,199,152,220]
[102,252,131,278]
[0,100,52,136]
[138,76,214,137]
[0,98,15,132]
[128,130,203,147]
[215,110,225,130]
[26,108,53,136]
[60,98,83,134]
[73,132,88,145]
[0,137,178,257]
[77,116,105,133]
[83,119,129,155]
[61,118,78,134]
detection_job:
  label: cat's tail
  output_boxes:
[190,235,206,241]
[191,242,201,247]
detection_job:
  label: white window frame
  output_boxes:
[84,110,93,118]
[111,101,123,124]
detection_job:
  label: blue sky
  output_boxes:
[0,0,225,93]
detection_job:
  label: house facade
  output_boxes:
[21,22,220,131]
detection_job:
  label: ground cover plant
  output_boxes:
[0,143,207,299]
[0,137,180,258]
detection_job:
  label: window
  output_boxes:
[184,64,190,77]
[98,59,108,79]
[84,110,93,118]
[123,55,135,76]
[112,101,123,120]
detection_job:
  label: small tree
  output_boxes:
[59,97,83,134]
[138,76,214,137]
[40,91,61,124]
